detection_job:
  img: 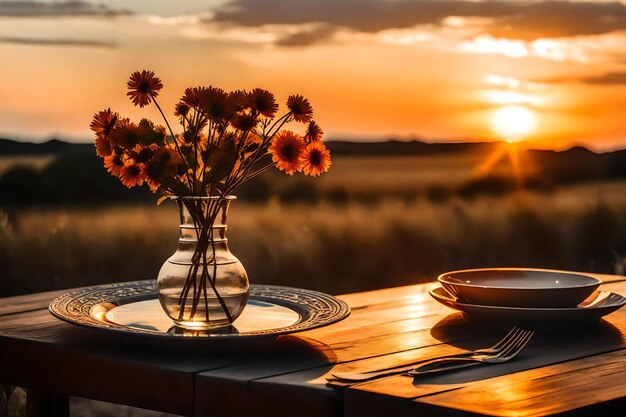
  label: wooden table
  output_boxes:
[1,273,625,417]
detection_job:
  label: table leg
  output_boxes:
[27,389,69,417]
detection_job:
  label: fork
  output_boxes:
[328,327,528,382]
[407,328,534,377]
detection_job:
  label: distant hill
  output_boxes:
[2,138,624,179]
[0,138,91,155]
[0,137,500,157]
[3,137,626,206]
[326,140,496,155]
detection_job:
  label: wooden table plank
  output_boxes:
[555,272,624,284]
[336,279,626,378]
[345,321,626,416]
[191,284,449,417]
[194,279,626,417]
[414,349,626,417]
[0,281,442,413]
[193,278,626,417]
[1,273,624,417]
[0,310,60,332]
[338,283,437,309]
[0,319,259,416]
[344,280,626,417]
[0,288,74,316]
[0,281,447,416]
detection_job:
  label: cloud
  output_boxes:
[491,2,626,41]
[209,0,626,44]
[209,0,483,32]
[538,72,626,85]
[578,72,626,85]
[0,37,116,48]
[0,1,130,17]
[275,24,338,47]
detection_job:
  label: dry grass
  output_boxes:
[0,156,53,174]
[4,148,626,297]
[312,152,482,190]
[3,180,626,297]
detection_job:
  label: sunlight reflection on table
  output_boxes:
[406,282,441,314]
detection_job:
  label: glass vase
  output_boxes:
[157,196,249,330]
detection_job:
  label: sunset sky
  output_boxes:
[2,0,626,150]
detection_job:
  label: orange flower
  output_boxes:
[119,163,145,188]
[110,120,140,149]
[103,154,125,177]
[304,120,323,143]
[146,178,161,193]
[181,87,203,108]
[249,88,278,118]
[146,146,181,181]
[229,89,249,110]
[286,94,313,123]
[137,119,166,145]
[205,134,238,182]
[176,132,192,145]
[127,70,163,108]
[198,86,231,120]
[95,134,115,157]
[301,141,331,177]
[90,108,118,137]
[174,102,190,118]
[269,131,305,175]
[134,144,156,163]
[165,145,183,168]
[230,112,258,131]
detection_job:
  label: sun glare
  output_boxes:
[491,106,536,143]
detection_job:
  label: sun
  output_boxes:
[491,105,536,143]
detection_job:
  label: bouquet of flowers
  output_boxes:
[91,70,330,198]
[90,70,331,327]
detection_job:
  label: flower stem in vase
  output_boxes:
[177,199,233,325]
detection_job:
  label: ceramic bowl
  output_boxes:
[438,268,601,308]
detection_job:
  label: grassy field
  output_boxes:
[0,155,53,174]
[3,179,626,297]
[3,146,626,297]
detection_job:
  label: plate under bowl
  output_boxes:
[429,286,625,324]
[438,268,601,308]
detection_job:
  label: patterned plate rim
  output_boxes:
[49,280,350,340]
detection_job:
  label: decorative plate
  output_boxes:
[49,280,350,340]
